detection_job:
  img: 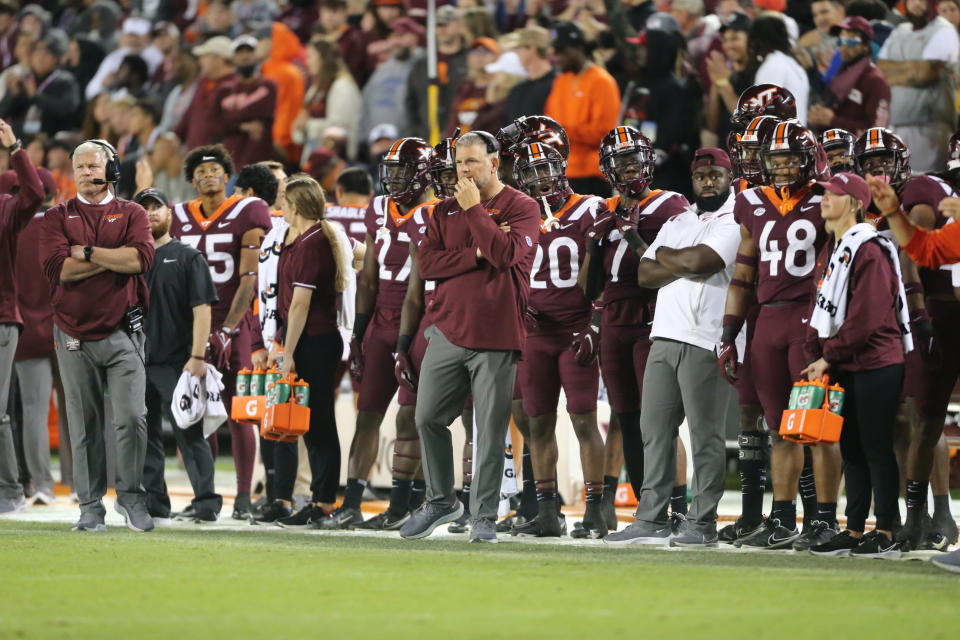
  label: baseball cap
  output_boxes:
[552,21,588,51]
[720,12,752,33]
[816,172,871,211]
[231,35,258,54]
[0,167,56,200]
[691,147,733,172]
[471,37,500,56]
[152,21,180,38]
[485,51,527,77]
[830,16,875,42]
[38,29,68,58]
[122,17,152,37]
[436,5,461,25]
[391,16,426,37]
[368,122,399,145]
[509,26,550,51]
[192,35,233,58]
[134,187,170,208]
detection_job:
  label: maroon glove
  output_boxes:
[717,340,739,384]
[524,306,542,333]
[348,335,364,380]
[394,349,418,392]
[208,326,237,372]
[570,313,601,366]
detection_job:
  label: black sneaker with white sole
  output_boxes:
[495,514,519,533]
[172,505,197,522]
[232,494,252,520]
[315,505,364,530]
[251,500,292,525]
[277,504,327,529]
[399,501,464,540]
[357,510,411,531]
[792,520,838,551]
[735,518,798,549]
[850,530,901,559]
[809,530,860,556]
[718,517,764,544]
[571,502,609,539]
[931,509,959,546]
[448,508,471,533]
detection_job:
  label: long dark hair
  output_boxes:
[747,16,794,76]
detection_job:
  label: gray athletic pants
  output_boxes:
[415,325,518,521]
[636,339,732,530]
[54,325,147,517]
[14,357,56,494]
[144,363,221,516]
[0,324,23,501]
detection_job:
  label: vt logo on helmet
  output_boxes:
[730,83,797,129]
[379,137,435,206]
[854,127,911,186]
[497,115,570,160]
[513,142,571,210]
[599,126,656,197]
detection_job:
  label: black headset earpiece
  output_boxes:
[472,130,500,155]
[70,139,121,184]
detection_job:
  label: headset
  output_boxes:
[70,139,121,184]
[467,130,500,155]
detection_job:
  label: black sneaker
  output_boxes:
[512,502,562,537]
[357,510,411,531]
[399,501,464,539]
[850,530,902,559]
[250,496,268,518]
[277,504,327,529]
[601,490,618,532]
[931,509,959,546]
[193,509,219,524]
[895,510,924,551]
[232,494,252,520]
[792,520,838,551]
[809,530,860,556]
[718,517,763,544]
[447,508,471,533]
[315,505,364,530]
[571,502,609,539]
[495,513,519,533]
[669,512,687,536]
[736,518,799,549]
[251,500,291,525]
[920,531,950,552]
[172,504,197,522]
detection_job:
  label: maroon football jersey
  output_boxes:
[171,194,272,327]
[365,196,438,309]
[325,203,368,245]
[734,186,827,305]
[901,175,958,298]
[407,201,438,307]
[593,191,689,326]
[529,193,602,334]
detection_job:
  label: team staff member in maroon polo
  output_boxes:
[38,139,155,533]
[399,132,540,543]
[0,119,43,515]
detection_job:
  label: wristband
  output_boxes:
[83,245,94,262]
[189,355,204,361]
[714,77,730,88]
[622,227,645,251]
[7,139,22,154]
[396,334,412,353]
[730,278,755,290]
[352,312,372,342]
[721,314,744,342]
[735,253,758,268]
[903,282,922,296]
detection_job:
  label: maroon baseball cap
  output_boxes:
[691,147,733,172]
[816,172,871,211]
[830,16,874,42]
[0,167,57,200]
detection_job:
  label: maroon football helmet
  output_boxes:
[760,121,829,190]
[821,128,856,175]
[378,137,435,206]
[599,125,655,197]
[734,115,781,186]
[513,142,571,210]
[730,84,797,129]
[430,129,460,198]
[497,115,570,159]
[853,127,911,185]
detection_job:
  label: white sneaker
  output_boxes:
[28,491,57,506]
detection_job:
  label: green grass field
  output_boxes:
[1,520,956,639]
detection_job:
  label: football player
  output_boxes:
[821,129,856,175]
[319,137,438,530]
[170,144,272,520]
[719,121,843,550]
[854,128,959,550]
[579,126,690,534]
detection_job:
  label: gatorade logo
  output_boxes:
[786,413,796,432]
[245,399,258,416]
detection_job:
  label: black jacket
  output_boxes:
[0,69,82,137]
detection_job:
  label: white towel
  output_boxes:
[810,222,913,353]
[202,364,227,437]
[171,371,204,430]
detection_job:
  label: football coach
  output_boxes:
[39,140,155,533]
[399,131,540,543]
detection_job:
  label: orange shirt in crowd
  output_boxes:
[544,64,621,179]
[51,169,76,205]
[904,221,960,268]
[262,21,306,161]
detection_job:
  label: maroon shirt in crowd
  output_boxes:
[39,193,155,341]
[418,186,540,351]
[15,211,54,360]
[824,57,891,134]
[338,25,370,87]
[805,237,905,372]
[0,150,44,327]
[213,77,278,170]
[174,72,239,150]
[277,222,338,336]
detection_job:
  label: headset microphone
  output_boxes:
[90,178,116,185]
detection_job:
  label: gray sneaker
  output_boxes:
[115,500,156,532]
[670,526,719,548]
[399,501,464,540]
[71,512,107,532]
[603,520,673,545]
[469,517,498,543]
[0,494,26,514]
[931,548,960,574]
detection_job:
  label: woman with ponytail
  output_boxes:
[266,174,352,528]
